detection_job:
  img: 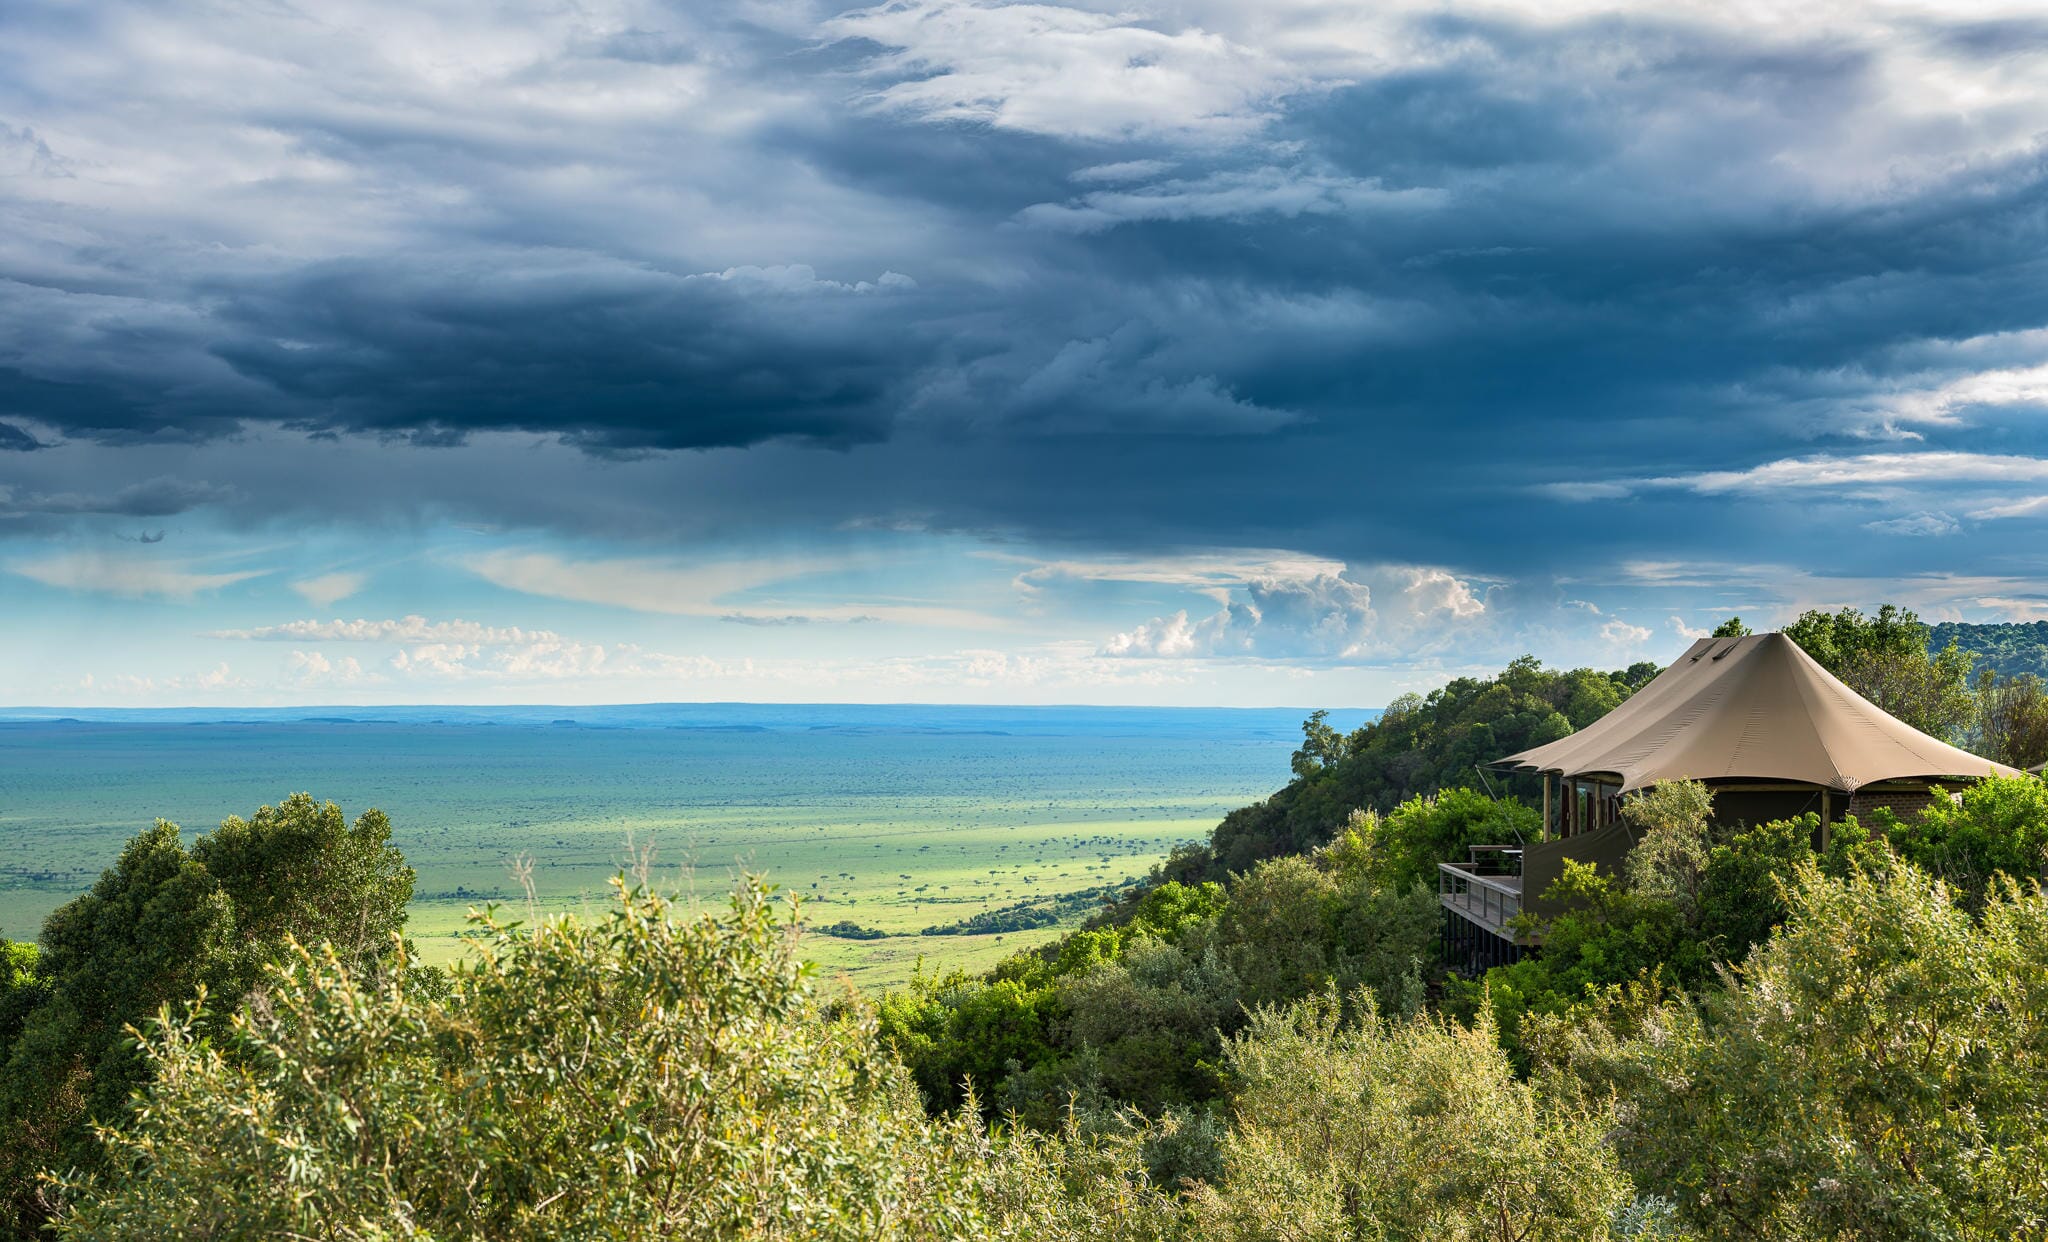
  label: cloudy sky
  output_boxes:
[4,0,2048,706]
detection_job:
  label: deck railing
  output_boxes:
[1438,845,1525,939]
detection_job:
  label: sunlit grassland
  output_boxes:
[0,708,1345,989]
[398,806,1214,987]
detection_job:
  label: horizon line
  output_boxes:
[0,700,1387,715]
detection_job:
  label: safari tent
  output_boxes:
[1438,632,2019,965]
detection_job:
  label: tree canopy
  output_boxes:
[1784,604,1975,739]
[0,795,413,1235]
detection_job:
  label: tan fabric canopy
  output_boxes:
[1494,633,2019,793]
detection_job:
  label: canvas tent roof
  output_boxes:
[1493,632,2019,793]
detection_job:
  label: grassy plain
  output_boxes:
[0,706,1362,988]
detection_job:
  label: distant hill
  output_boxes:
[1928,621,2048,680]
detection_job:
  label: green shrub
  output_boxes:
[1605,861,2048,1239]
[1191,993,1635,1241]
[1870,773,2048,904]
[877,967,1063,1113]
[1344,788,1542,897]
[1446,861,1703,1063]
[1055,938,1240,1112]
[1620,781,1715,917]
[51,880,1187,1241]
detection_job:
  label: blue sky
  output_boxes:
[4,0,2048,706]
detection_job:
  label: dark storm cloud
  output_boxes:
[0,370,207,446]
[3,0,2048,580]
[0,476,232,518]
[207,261,934,451]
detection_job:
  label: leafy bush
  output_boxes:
[1344,787,1542,897]
[1868,772,2048,904]
[1194,852,1435,1018]
[51,880,1186,1241]
[1606,861,2048,1240]
[1445,861,1704,1063]
[1190,994,1635,1241]
[877,953,1074,1115]
[1055,938,1240,1113]
[1619,781,1715,917]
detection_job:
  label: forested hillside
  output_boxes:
[1929,619,2048,679]
[1147,656,1661,884]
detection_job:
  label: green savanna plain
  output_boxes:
[0,706,1365,987]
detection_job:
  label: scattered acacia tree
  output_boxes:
[1190,994,1641,1242]
[1594,861,2048,1240]
[0,795,413,1236]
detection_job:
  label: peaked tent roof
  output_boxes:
[1493,632,2019,793]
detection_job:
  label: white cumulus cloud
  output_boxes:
[286,650,367,683]
[1100,564,1486,662]
[1670,616,1712,641]
[1600,618,1653,650]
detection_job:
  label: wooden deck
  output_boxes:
[1438,863,1528,941]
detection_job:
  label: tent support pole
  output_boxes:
[1820,790,1832,852]
[1542,775,1551,842]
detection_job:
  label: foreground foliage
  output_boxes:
[1547,862,2048,1240]
[1191,996,1639,1242]
[61,885,942,1237]
[51,877,1699,1242]
[53,881,1193,1241]
[0,794,412,1234]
